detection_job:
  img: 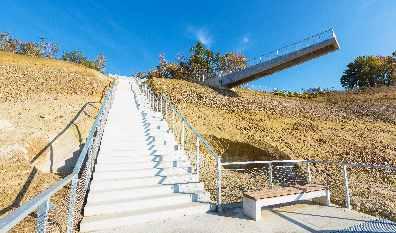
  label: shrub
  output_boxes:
[17,42,42,57]
[0,32,106,72]
[62,50,105,72]
[341,55,394,89]
[145,41,247,83]
[0,32,19,53]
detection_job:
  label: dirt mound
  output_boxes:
[0,51,109,102]
[149,77,396,220]
[0,51,111,227]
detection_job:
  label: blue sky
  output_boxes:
[1,0,395,91]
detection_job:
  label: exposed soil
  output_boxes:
[0,51,111,232]
[149,78,396,221]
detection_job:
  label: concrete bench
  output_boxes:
[243,184,330,221]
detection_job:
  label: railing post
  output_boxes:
[172,107,175,131]
[164,97,168,117]
[342,164,351,209]
[268,163,273,188]
[180,119,185,151]
[66,175,78,233]
[160,95,163,114]
[216,156,222,212]
[36,199,50,233]
[195,137,200,176]
[307,162,312,183]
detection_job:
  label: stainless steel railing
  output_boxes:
[134,79,224,211]
[217,28,337,78]
[222,159,396,213]
[0,82,115,233]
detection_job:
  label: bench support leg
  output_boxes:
[243,197,261,221]
[312,190,331,206]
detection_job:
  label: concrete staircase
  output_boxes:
[80,80,210,232]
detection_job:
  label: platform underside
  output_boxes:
[206,36,340,88]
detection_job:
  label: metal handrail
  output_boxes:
[0,82,115,233]
[222,159,396,171]
[222,159,395,211]
[217,28,336,78]
[248,28,335,66]
[134,79,223,211]
[0,175,73,232]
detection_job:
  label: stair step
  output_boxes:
[80,202,209,232]
[84,193,193,216]
[96,155,185,163]
[91,173,198,184]
[87,184,175,203]
[95,159,190,168]
[94,164,192,172]
[92,167,192,180]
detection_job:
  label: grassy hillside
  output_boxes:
[0,52,111,232]
[149,77,396,220]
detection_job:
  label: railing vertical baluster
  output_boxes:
[156,95,159,112]
[36,199,50,233]
[268,163,273,188]
[164,97,168,117]
[180,119,185,151]
[66,175,78,233]
[342,164,351,209]
[160,95,163,114]
[172,107,175,131]
[195,137,200,176]
[216,156,222,212]
[307,162,312,183]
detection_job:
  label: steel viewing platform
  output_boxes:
[206,28,340,88]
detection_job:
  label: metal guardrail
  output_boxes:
[134,79,224,211]
[249,28,336,66]
[0,82,115,233]
[132,78,394,218]
[222,159,396,210]
[216,28,337,78]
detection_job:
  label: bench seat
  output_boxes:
[243,184,330,221]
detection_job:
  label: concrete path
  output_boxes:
[80,80,209,232]
[80,79,387,233]
[103,203,378,233]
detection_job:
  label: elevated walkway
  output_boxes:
[206,29,340,88]
[80,80,209,232]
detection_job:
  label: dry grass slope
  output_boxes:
[0,52,111,232]
[149,78,396,221]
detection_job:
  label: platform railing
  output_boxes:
[133,79,395,220]
[217,28,337,78]
[249,28,336,66]
[0,82,115,233]
[222,159,396,219]
[134,79,223,211]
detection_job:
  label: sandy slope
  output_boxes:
[149,78,396,221]
[0,52,111,232]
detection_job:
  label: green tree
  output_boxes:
[38,37,59,58]
[95,53,106,72]
[146,41,248,83]
[62,50,103,71]
[341,56,393,89]
[17,42,42,57]
[218,53,247,74]
[0,32,19,53]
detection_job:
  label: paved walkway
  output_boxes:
[80,80,208,232]
[103,202,382,233]
[80,78,394,233]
